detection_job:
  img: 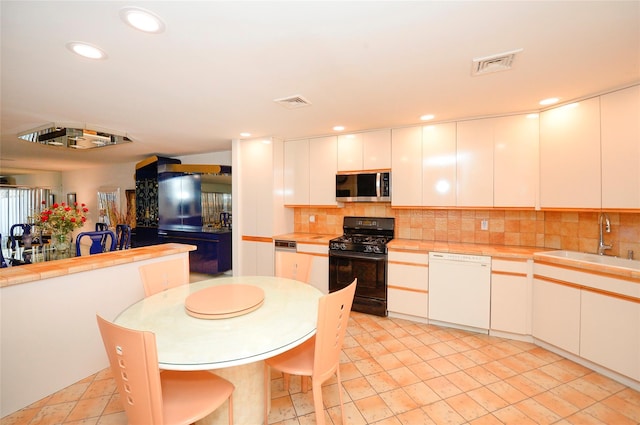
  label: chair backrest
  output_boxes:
[275,251,314,283]
[139,257,190,297]
[9,224,31,249]
[115,224,132,250]
[95,222,109,231]
[75,230,116,256]
[313,279,357,384]
[96,315,164,424]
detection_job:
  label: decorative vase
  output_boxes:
[51,231,72,253]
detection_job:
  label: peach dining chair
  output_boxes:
[264,278,357,425]
[96,315,234,425]
[275,251,314,283]
[139,256,190,297]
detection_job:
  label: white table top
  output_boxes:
[115,275,322,371]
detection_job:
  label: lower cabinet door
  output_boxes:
[581,291,640,381]
[532,277,581,355]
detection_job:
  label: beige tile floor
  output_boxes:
[3,312,640,425]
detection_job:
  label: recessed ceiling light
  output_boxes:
[120,7,165,34]
[420,114,435,121]
[333,126,345,132]
[539,97,559,106]
[240,132,251,138]
[66,42,107,60]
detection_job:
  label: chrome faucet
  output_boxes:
[598,212,612,255]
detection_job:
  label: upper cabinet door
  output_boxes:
[362,129,391,170]
[309,136,338,206]
[337,129,391,172]
[601,85,640,209]
[456,119,494,207]
[283,139,310,206]
[540,97,601,209]
[337,133,363,172]
[422,123,456,206]
[391,126,423,206]
[493,114,539,208]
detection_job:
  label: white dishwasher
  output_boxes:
[428,252,491,331]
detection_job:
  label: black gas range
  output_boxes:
[328,216,394,316]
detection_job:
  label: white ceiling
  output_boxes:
[1,1,639,175]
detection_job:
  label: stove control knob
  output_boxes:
[364,245,373,253]
[340,243,347,250]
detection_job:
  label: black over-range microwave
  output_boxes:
[336,172,391,202]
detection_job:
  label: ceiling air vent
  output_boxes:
[472,48,523,76]
[273,95,312,109]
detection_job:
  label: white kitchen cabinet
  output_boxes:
[363,129,391,170]
[235,137,291,276]
[581,290,640,381]
[297,243,329,294]
[493,115,539,207]
[337,133,362,172]
[490,258,532,336]
[387,250,429,321]
[284,136,338,207]
[456,119,494,207]
[284,139,310,205]
[532,273,581,355]
[422,123,456,206]
[539,97,601,208]
[600,84,640,209]
[309,136,338,206]
[338,129,391,172]
[391,126,423,206]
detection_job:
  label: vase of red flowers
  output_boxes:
[35,201,88,252]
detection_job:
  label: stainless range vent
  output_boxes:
[472,48,523,76]
[273,94,312,109]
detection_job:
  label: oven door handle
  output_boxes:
[329,250,387,261]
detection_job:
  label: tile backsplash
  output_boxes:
[293,204,640,258]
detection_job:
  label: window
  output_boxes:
[0,187,50,246]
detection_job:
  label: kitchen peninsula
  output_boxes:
[0,243,195,417]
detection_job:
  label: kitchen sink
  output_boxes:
[536,250,640,271]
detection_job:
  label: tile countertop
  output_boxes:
[0,243,196,288]
[388,239,547,259]
[273,233,639,280]
[273,233,339,245]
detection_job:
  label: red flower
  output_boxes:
[53,203,59,208]
[82,207,89,213]
[41,200,46,205]
[81,217,86,223]
[70,217,76,223]
[64,207,71,212]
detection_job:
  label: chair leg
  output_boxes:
[312,380,325,425]
[264,365,270,425]
[336,368,346,424]
[228,393,234,425]
[283,372,290,391]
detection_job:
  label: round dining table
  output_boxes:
[115,275,322,425]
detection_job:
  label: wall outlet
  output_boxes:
[309,215,315,223]
[481,219,489,230]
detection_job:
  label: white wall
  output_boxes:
[61,161,138,232]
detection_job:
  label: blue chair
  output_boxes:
[75,230,116,256]
[95,222,109,231]
[115,224,131,250]
[10,224,31,250]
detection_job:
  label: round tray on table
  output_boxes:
[184,284,265,319]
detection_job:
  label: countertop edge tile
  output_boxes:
[0,243,196,288]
